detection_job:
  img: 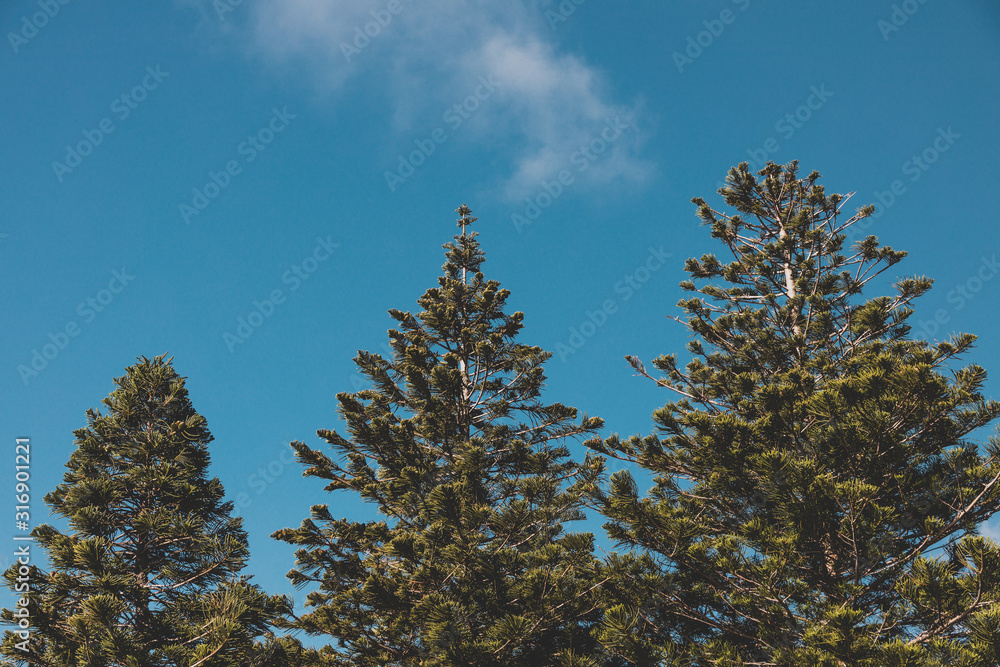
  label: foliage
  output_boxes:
[0,355,298,667]
[274,206,611,666]
[587,162,1000,666]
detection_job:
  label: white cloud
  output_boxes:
[983,518,1000,544]
[249,0,654,200]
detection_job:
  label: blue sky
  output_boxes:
[3,0,1000,638]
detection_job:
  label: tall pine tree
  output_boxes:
[587,162,1000,666]
[0,355,300,667]
[274,205,610,666]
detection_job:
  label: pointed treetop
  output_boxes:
[455,203,477,234]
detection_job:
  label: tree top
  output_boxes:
[455,203,477,234]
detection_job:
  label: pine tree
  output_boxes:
[587,162,1000,666]
[0,355,300,667]
[274,205,610,666]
